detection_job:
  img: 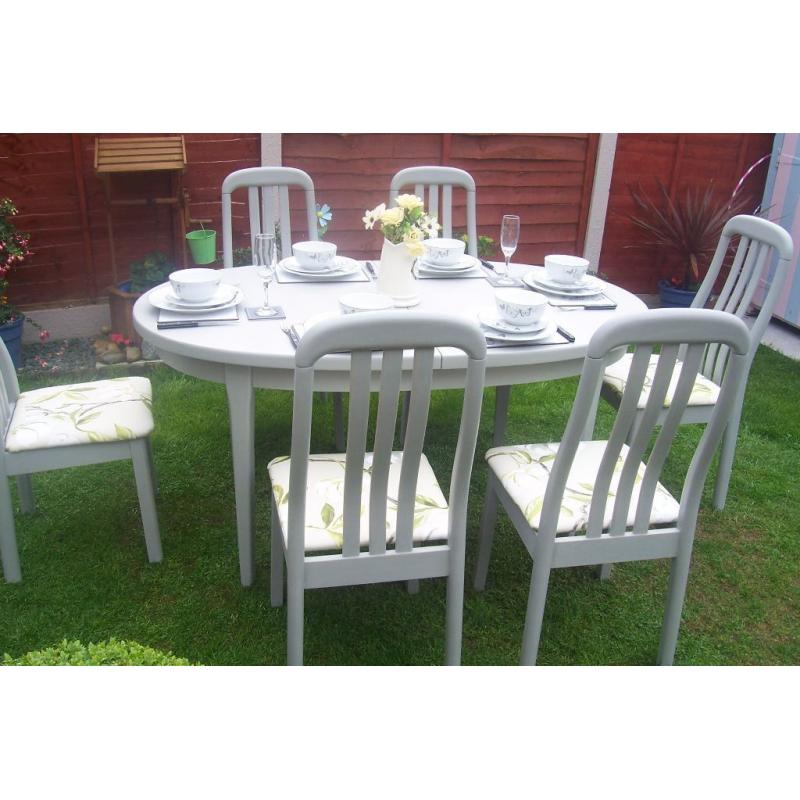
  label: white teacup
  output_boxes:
[169,268,221,303]
[293,240,337,270]
[544,254,590,285]
[422,237,465,266]
[495,288,548,326]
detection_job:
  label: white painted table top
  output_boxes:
[133,263,646,388]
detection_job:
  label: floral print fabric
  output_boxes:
[485,441,680,534]
[268,451,449,553]
[603,353,720,409]
[5,377,153,453]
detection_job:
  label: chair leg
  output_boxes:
[287,561,305,666]
[17,474,34,514]
[713,405,742,511]
[492,385,511,446]
[145,437,159,498]
[406,579,420,594]
[596,563,613,581]
[473,475,499,591]
[657,552,692,666]
[131,439,162,563]
[0,472,22,583]
[445,557,466,666]
[520,557,552,665]
[332,393,345,451]
[270,499,284,608]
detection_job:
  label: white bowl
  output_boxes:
[422,237,466,266]
[292,240,337,270]
[339,292,395,314]
[495,288,548,325]
[168,268,221,303]
[544,254,590,285]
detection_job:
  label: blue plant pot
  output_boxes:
[0,314,25,368]
[658,280,696,308]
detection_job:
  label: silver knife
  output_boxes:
[365,260,377,279]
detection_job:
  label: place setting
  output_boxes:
[522,255,618,310]
[478,288,575,348]
[275,240,369,284]
[414,237,483,279]
[150,267,243,330]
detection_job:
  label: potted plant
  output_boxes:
[0,198,49,367]
[626,181,752,307]
[107,252,173,345]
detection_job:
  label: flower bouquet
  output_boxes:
[363,195,440,306]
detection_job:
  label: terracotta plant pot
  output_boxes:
[107,281,143,346]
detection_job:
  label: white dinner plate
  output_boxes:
[417,255,478,272]
[477,307,549,334]
[483,318,558,343]
[149,283,242,313]
[523,267,604,297]
[280,256,361,277]
[160,282,239,309]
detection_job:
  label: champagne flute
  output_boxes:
[253,233,278,317]
[497,214,521,285]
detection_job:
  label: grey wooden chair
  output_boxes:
[0,340,161,583]
[221,166,318,267]
[267,311,486,665]
[474,308,752,665]
[389,166,478,254]
[601,215,794,511]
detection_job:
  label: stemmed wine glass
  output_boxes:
[497,214,521,285]
[253,233,278,317]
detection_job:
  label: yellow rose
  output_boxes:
[404,228,423,243]
[380,207,405,226]
[405,240,425,258]
[395,194,424,210]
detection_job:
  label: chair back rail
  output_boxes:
[540,309,751,548]
[389,166,478,255]
[288,312,486,565]
[221,167,318,267]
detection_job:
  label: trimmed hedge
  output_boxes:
[3,638,192,666]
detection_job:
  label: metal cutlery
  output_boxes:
[364,260,378,279]
[280,322,300,349]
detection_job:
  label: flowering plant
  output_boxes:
[0,198,48,341]
[363,195,440,257]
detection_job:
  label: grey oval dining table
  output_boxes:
[133,262,646,585]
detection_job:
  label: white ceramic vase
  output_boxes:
[377,238,420,307]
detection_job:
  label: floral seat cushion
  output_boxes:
[268,451,449,553]
[5,376,154,453]
[485,441,680,535]
[603,353,720,409]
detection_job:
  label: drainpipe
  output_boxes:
[71,134,98,302]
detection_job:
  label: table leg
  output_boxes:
[492,385,511,446]
[225,364,255,586]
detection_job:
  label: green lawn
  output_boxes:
[1,344,799,665]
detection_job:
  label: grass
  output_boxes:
[1,344,799,665]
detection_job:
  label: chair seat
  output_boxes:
[5,376,154,453]
[268,451,449,553]
[485,441,680,535]
[603,353,720,409]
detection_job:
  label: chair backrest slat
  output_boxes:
[288,313,486,564]
[395,347,435,552]
[0,339,20,436]
[634,343,705,533]
[221,167,318,267]
[342,350,372,557]
[390,167,478,257]
[587,346,652,538]
[609,345,680,536]
[368,349,404,554]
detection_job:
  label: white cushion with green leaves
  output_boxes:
[485,441,680,535]
[603,353,720,409]
[268,451,449,553]
[5,376,154,453]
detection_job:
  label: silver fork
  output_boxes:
[280,322,300,349]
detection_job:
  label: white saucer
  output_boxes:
[280,256,361,277]
[417,254,477,272]
[483,318,558,343]
[149,283,242,313]
[523,268,604,297]
[478,307,549,334]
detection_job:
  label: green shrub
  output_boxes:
[3,637,192,666]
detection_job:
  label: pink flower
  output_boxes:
[39,329,50,342]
